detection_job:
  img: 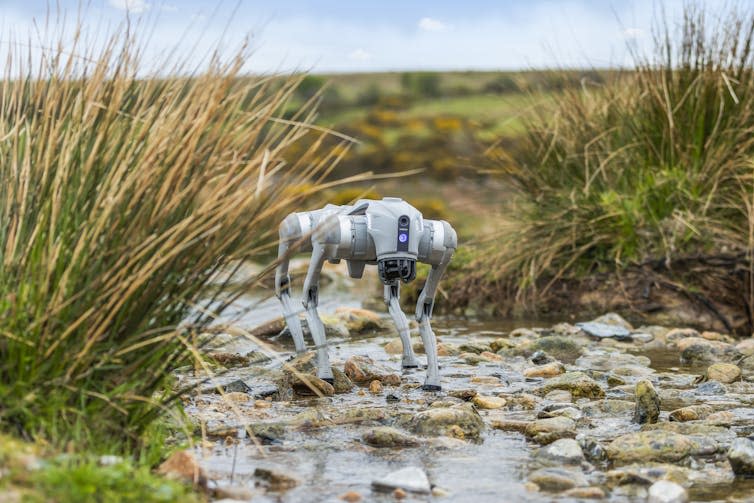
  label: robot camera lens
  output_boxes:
[399,216,409,226]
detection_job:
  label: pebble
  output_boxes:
[472,395,506,409]
[254,467,299,491]
[523,362,565,378]
[369,380,383,394]
[525,416,576,445]
[372,466,431,494]
[363,427,421,448]
[534,371,605,399]
[157,450,206,488]
[339,491,362,502]
[562,486,606,499]
[344,355,401,385]
[409,403,485,439]
[528,467,587,491]
[534,438,585,465]
[647,480,689,503]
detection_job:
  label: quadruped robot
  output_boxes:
[274,197,457,391]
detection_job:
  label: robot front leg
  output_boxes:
[275,219,307,354]
[384,283,420,369]
[302,243,334,383]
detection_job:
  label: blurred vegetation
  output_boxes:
[452,6,754,329]
[0,20,347,458]
[283,69,605,181]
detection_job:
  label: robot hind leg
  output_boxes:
[302,242,334,383]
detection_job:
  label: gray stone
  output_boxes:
[525,416,576,445]
[695,380,727,395]
[648,480,689,503]
[728,437,754,478]
[534,438,585,465]
[577,321,631,340]
[534,372,605,399]
[372,466,430,494]
[363,427,421,448]
[590,312,633,330]
[408,403,485,439]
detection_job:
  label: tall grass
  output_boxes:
[0,23,349,452]
[476,6,754,314]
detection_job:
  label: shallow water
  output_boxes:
[187,267,754,502]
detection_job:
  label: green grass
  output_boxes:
[0,18,347,455]
[465,5,754,311]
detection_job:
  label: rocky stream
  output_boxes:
[174,265,754,502]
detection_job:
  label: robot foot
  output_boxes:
[421,384,442,392]
[402,364,420,369]
[322,377,335,385]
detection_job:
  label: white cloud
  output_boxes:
[418,17,447,32]
[108,0,150,14]
[623,27,644,39]
[348,48,371,62]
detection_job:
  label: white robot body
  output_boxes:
[275,197,457,390]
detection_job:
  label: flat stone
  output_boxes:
[678,337,742,364]
[577,321,631,340]
[707,363,741,383]
[534,372,605,399]
[648,480,689,503]
[525,416,576,445]
[590,312,634,330]
[372,466,430,494]
[669,405,714,422]
[472,395,506,409]
[528,467,587,492]
[363,427,421,448]
[408,403,485,440]
[606,430,717,465]
[534,438,585,465]
[524,362,565,378]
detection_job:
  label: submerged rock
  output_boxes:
[728,437,754,478]
[363,427,421,448]
[472,395,506,409]
[534,438,585,465]
[633,379,660,424]
[525,416,576,445]
[372,466,430,494]
[534,372,605,399]
[669,405,714,422]
[344,355,401,385]
[524,362,565,378]
[606,430,716,465]
[678,337,742,364]
[334,307,387,333]
[254,467,299,491]
[529,336,585,361]
[408,403,484,440]
[647,480,689,503]
[577,321,631,340]
[528,467,587,492]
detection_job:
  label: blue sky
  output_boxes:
[0,1,744,73]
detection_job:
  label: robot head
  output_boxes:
[377,256,416,283]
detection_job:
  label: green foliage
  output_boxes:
[28,458,200,503]
[400,72,442,98]
[480,6,754,301]
[0,24,346,453]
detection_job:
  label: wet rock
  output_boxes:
[528,467,587,492]
[577,321,631,340]
[334,307,387,333]
[728,437,754,478]
[575,350,651,371]
[700,330,736,343]
[551,322,585,336]
[647,480,689,503]
[344,355,401,385]
[678,337,743,364]
[369,380,383,394]
[331,367,354,393]
[562,487,605,499]
[633,379,660,424]
[543,389,572,403]
[641,422,736,447]
[630,332,655,344]
[669,405,714,422]
[254,467,299,491]
[472,395,506,409]
[459,342,491,354]
[578,436,608,463]
[408,403,484,440]
[525,416,576,445]
[210,352,251,367]
[530,350,555,365]
[736,337,754,356]
[339,491,362,502]
[665,328,700,345]
[706,363,741,383]
[537,405,582,421]
[530,336,585,361]
[534,372,605,399]
[591,312,634,330]
[157,450,206,488]
[490,419,529,433]
[363,427,421,448]
[213,485,254,501]
[606,430,716,465]
[291,374,335,396]
[695,380,727,395]
[372,466,430,494]
[490,338,514,352]
[581,399,634,416]
[524,362,565,378]
[534,438,585,465]
[607,374,626,386]
[333,407,387,425]
[447,389,477,401]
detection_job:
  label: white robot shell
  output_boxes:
[274,197,457,391]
